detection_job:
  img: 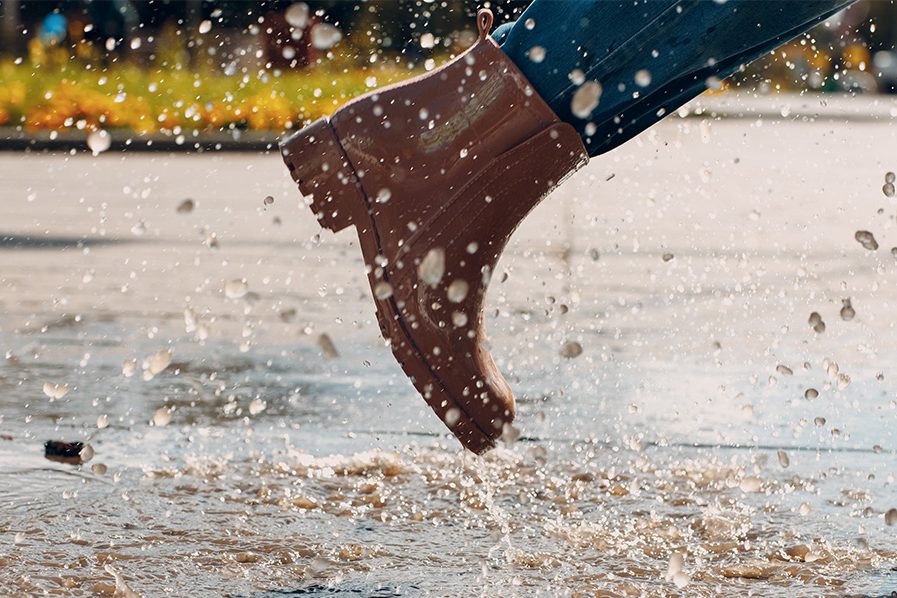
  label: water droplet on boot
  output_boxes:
[528,46,545,63]
[374,281,394,299]
[447,279,469,303]
[249,399,267,415]
[145,348,172,376]
[568,69,585,85]
[571,81,602,119]
[376,188,392,204]
[634,69,652,87]
[418,248,445,287]
[445,408,461,426]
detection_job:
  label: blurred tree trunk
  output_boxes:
[1,0,23,56]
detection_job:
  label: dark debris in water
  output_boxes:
[261,582,421,597]
[44,440,87,465]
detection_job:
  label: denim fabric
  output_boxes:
[495,0,854,157]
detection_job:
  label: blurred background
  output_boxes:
[0,0,894,138]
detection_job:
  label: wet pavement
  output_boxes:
[1,99,897,596]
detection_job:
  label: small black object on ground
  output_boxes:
[44,440,86,465]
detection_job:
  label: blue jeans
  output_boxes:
[494,0,854,157]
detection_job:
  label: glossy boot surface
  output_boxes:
[281,9,588,453]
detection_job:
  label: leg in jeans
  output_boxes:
[493,0,854,157]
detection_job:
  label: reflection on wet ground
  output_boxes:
[1,112,897,595]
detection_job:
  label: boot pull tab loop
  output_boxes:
[477,8,493,41]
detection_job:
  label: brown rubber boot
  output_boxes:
[280,8,588,453]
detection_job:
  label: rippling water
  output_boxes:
[2,111,897,595]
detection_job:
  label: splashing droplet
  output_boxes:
[224,279,249,299]
[451,311,468,327]
[144,349,172,377]
[886,508,897,526]
[560,341,583,358]
[122,359,137,377]
[42,382,70,400]
[318,333,339,359]
[777,450,790,468]
[152,407,172,427]
[87,130,111,155]
[311,23,342,50]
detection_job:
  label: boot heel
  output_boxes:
[280,119,366,233]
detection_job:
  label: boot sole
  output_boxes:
[280,119,498,453]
